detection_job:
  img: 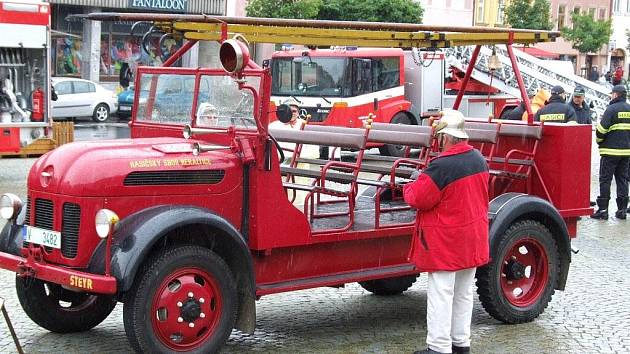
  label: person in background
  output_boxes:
[591,84,630,220]
[504,89,536,120]
[119,61,133,90]
[569,87,592,124]
[405,110,489,354]
[589,66,599,82]
[534,85,576,123]
[613,66,623,86]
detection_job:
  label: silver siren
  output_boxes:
[183,124,221,139]
[191,143,229,156]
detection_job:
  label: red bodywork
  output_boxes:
[0,41,591,297]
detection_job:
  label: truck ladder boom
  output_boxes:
[76,13,559,48]
[446,46,611,118]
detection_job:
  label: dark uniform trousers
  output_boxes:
[599,156,630,199]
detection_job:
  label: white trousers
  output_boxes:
[426,267,477,354]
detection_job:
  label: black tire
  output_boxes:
[359,274,418,295]
[92,103,110,122]
[476,220,559,324]
[123,245,237,354]
[379,112,414,157]
[15,277,116,333]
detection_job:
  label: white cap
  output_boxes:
[434,109,468,139]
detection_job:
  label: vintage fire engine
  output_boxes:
[0,13,591,353]
[0,0,52,153]
[270,47,518,156]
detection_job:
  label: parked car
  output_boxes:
[51,77,118,122]
[117,87,134,119]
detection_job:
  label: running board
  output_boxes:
[256,264,417,296]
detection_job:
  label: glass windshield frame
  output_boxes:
[132,66,263,133]
[271,57,349,98]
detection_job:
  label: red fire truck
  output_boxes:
[270,47,518,156]
[0,0,51,153]
[0,14,590,353]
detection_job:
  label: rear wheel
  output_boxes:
[476,220,559,323]
[15,277,116,333]
[359,274,418,295]
[379,112,413,157]
[92,103,110,122]
[123,245,237,354]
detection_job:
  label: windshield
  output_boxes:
[134,72,259,130]
[271,57,347,97]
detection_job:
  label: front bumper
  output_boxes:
[0,247,117,294]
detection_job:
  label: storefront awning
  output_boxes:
[516,46,559,59]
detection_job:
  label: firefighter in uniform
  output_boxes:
[404,110,489,354]
[534,85,577,123]
[591,85,630,219]
[569,86,592,124]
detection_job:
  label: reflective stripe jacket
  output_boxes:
[596,95,630,156]
[534,95,577,123]
[403,143,490,272]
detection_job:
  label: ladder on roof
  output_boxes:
[445,45,611,119]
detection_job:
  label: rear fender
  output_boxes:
[88,205,256,333]
[487,193,571,290]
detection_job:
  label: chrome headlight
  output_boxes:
[95,209,119,239]
[0,194,23,220]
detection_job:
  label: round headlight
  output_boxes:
[0,194,23,220]
[95,209,119,239]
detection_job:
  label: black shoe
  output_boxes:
[413,349,445,354]
[452,346,470,354]
[590,200,597,207]
[615,210,627,219]
[590,210,609,219]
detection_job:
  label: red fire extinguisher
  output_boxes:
[31,87,44,122]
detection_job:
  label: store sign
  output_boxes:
[128,0,188,13]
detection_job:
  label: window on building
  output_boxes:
[557,5,566,30]
[613,0,620,13]
[497,0,506,25]
[588,8,596,18]
[476,0,485,23]
[599,8,607,19]
[573,6,581,15]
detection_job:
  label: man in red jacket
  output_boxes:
[404,110,490,354]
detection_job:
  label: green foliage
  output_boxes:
[246,0,423,23]
[505,0,552,30]
[561,13,612,54]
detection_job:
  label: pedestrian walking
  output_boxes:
[569,87,592,124]
[404,110,489,354]
[534,85,576,123]
[613,66,623,86]
[591,85,630,220]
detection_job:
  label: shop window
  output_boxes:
[54,37,82,76]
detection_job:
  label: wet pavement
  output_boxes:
[0,135,628,353]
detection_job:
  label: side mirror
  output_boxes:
[276,104,293,123]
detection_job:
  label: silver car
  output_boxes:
[51,77,118,122]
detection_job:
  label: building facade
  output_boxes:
[473,0,510,27]
[610,0,630,79]
[49,0,228,83]
[418,0,474,26]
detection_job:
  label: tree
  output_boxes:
[505,0,553,30]
[561,13,612,54]
[246,0,423,23]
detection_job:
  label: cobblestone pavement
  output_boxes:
[0,139,628,354]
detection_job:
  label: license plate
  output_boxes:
[23,225,61,249]
[119,106,131,111]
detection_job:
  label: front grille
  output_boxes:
[34,199,53,230]
[61,203,81,259]
[24,198,31,225]
[123,170,226,186]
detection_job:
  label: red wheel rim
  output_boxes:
[500,237,549,307]
[151,267,222,351]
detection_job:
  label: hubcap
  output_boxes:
[96,107,107,120]
[151,268,222,350]
[500,238,549,307]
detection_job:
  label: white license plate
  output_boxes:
[23,225,61,249]
[119,106,131,111]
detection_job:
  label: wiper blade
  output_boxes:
[320,96,331,104]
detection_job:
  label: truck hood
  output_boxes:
[28,138,241,197]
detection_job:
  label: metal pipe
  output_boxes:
[505,42,533,124]
[452,45,481,111]
[73,12,560,36]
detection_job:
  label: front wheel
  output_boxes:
[15,277,116,333]
[123,245,237,354]
[379,112,413,157]
[476,220,559,324]
[92,103,110,122]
